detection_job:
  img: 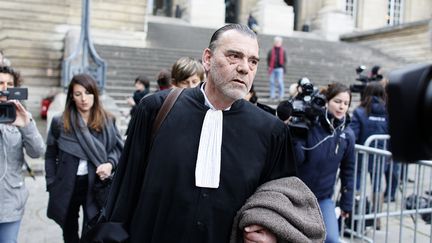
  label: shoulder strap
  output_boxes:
[151,87,184,142]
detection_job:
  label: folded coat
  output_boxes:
[230,177,326,243]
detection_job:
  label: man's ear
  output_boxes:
[202,48,212,72]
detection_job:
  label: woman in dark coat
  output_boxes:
[294,83,355,243]
[350,82,390,229]
[45,74,123,243]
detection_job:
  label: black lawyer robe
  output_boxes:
[104,86,297,243]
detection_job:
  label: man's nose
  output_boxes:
[236,58,249,74]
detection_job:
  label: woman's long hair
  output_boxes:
[63,74,110,133]
[360,82,387,115]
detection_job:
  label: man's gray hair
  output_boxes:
[274,36,283,43]
[208,24,257,51]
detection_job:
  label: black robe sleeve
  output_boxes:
[104,91,167,225]
[259,122,297,184]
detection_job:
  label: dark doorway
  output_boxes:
[154,0,173,17]
[284,0,299,30]
[225,0,238,23]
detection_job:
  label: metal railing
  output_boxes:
[339,134,432,242]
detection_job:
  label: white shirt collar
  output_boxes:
[200,82,231,111]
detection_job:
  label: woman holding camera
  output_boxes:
[0,66,46,243]
[45,74,123,243]
[293,82,355,243]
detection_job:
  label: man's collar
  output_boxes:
[200,82,231,111]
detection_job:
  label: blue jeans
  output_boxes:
[269,67,284,99]
[0,220,21,243]
[319,198,339,243]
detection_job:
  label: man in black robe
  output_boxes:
[99,24,297,243]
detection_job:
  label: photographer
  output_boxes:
[0,66,45,242]
[292,83,355,243]
[350,65,385,100]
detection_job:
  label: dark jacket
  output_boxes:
[350,97,388,171]
[130,89,149,117]
[294,112,356,212]
[350,96,388,146]
[45,116,121,227]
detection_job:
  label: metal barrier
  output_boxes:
[339,134,432,243]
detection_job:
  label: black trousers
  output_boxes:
[63,175,89,243]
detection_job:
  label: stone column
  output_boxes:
[311,0,354,41]
[187,0,225,28]
[254,0,294,36]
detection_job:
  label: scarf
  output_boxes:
[268,46,285,74]
[57,110,123,168]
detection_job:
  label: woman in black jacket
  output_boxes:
[45,74,123,243]
[294,83,355,243]
[350,82,390,229]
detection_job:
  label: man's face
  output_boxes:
[0,73,14,102]
[203,30,259,101]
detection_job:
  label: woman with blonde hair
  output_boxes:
[171,56,205,88]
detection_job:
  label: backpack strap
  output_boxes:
[151,87,184,142]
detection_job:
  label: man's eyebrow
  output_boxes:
[226,49,260,61]
[226,49,243,56]
[251,56,260,62]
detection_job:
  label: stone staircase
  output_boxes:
[100,20,406,109]
[1,9,407,136]
[0,0,69,114]
[96,20,406,135]
[0,0,147,120]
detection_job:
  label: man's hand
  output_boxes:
[243,224,277,243]
[96,163,113,181]
[11,100,30,127]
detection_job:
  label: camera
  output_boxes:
[387,63,431,161]
[277,78,326,137]
[350,65,383,98]
[0,88,28,123]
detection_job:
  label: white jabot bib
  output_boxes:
[195,83,229,188]
[195,109,223,188]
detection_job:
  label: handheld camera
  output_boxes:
[350,65,383,98]
[0,88,28,123]
[277,78,326,137]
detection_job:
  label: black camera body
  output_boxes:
[0,88,28,123]
[350,65,383,97]
[387,63,431,161]
[281,78,326,137]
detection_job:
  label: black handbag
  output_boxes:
[93,177,113,209]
